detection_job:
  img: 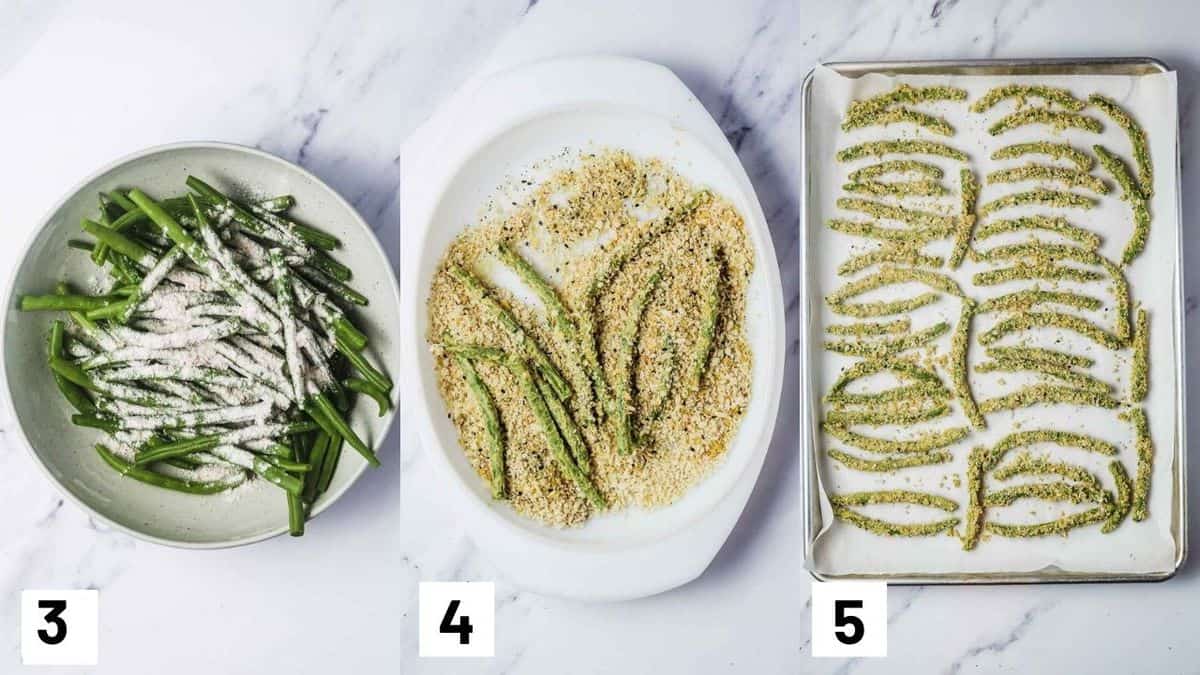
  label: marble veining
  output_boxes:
[1,1,1198,673]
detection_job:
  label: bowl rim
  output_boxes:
[0,140,402,549]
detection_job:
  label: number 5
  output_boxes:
[37,600,67,646]
[833,599,864,645]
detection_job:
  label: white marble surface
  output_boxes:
[2,0,1200,673]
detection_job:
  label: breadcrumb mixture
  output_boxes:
[426,149,754,526]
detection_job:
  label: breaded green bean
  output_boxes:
[842,107,954,136]
[836,140,968,163]
[496,242,576,337]
[1089,93,1152,196]
[823,321,949,358]
[825,403,950,427]
[832,506,959,537]
[971,84,1085,113]
[827,267,964,304]
[615,268,663,455]
[830,489,959,511]
[842,180,947,197]
[979,188,1096,215]
[826,318,911,336]
[453,353,507,499]
[1102,460,1133,533]
[836,244,944,276]
[1093,145,1150,264]
[992,141,1093,170]
[988,108,1103,136]
[979,311,1124,349]
[828,448,951,472]
[689,248,722,393]
[962,446,989,550]
[986,346,1094,370]
[983,481,1101,508]
[976,289,1103,314]
[836,197,958,229]
[993,455,1104,493]
[986,164,1109,194]
[826,219,953,243]
[975,358,1111,394]
[984,506,1109,538]
[973,264,1105,287]
[948,168,979,268]
[845,84,968,118]
[822,422,968,455]
[1123,407,1153,521]
[974,215,1101,249]
[848,160,944,182]
[978,385,1120,413]
[1131,306,1149,402]
[950,300,984,428]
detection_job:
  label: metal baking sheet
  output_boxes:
[800,57,1186,584]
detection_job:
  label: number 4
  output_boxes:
[833,599,864,645]
[439,600,474,645]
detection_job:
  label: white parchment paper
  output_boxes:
[807,65,1179,576]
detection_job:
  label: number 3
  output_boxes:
[833,599,864,645]
[439,600,474,645]
[37,600,68,646]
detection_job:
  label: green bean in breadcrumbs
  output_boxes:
[974,216,1102,250]
[535,371,591,475]
[985,506,1109,538]
[449,264,571,401]
[975,357,1111,394]
[986,310,1125,350]
[822,422,968,454]
[836,140,968,163]
[988,108,1103,136]
[1093,145,1150,264]
[831,489,959,511]
[496,242,576,337]
[823,321,949,358]
[842,180,947,197]
[826,219,954,243]
[983,481,1102,508]
[836,198,958,230]
[986,346,1094,370]
[832,506,959,537]
[949,168,978,268]
[641,337,677,434]
[971,84,1085,113]
[1089,93,1153,196]
[845,84,968,118]
[986,164,1110,194]
[689,248,722,393]
[1102,460,1133,533]
[842,107,955,136]
[581,191,709,419]
[825,318,911,336]
[836,244,943,276]
[827,267,964,304]
[848,159,944,182]
[962,446,989,550]
[452,353,506,499]
[992,141,1094,170]
[825,383,947,408]
[828,294,940,319]
[993,455,1104,493]
[1131,306,1149,402]
[950,300,984,429]
[828,448,951,472]
[972,264,1105,287]
[1123,407,1153,521]
[980,188,1096,215]
[508,356,605,509]
[825,403,949,427]
[615,268,662,455]
[976,289,1103,314]
[978,385,1120,413]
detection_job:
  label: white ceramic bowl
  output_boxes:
[1,142,401,548]
[401,57,786,600]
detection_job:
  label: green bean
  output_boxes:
[97,444,242,495]
[950,300,984,428]
[317,435,343,495]
[986,164,1109,194]
[977,385,1120,413]
[985,346,1093,370]
[134,421,318,465]
[616,268,662,455]
[71,413,117,432]
[979,312,1123,349]
[296,265,366,305]
[991,141,1093,171]
[983,481,1101,508]
[845,84,968,118]
[81,219,155,267]
[985,506,1109,538]
[836,140,968,163]
[453,353,507,498]
[68,239,95,252]
[309,393,378,467]
[690,250,723,393]
[822,422,967,454]
[257,195,296,213]
[976,289,1102,314]
[988,108,1103,135]
[535,372,590,475]
[449,264,570,401]
[343,377,390,416]
[641,337,677,436]
[832,505,958,537]
[508,356,605,509]
[971,84,1085,113]
[842,107,955,136]
[287,436,306,536]
[48,320,95,413]
[1124,407,1153,521]
[823,321,949,358]
[1131,307,1149,402]
[948,168,978,268]
[303,432,330,504]
[20,294,120,312]
[974,216,1101,249]
[979,189,1096,215]
[1089,94,1152,197]
[497,242,575,337]
[49,358,102,392]
[336,337,392,393]
[848,160,944,182]
[962,446,988,550]
[1102,460,1133,533]
[828,448,951,471]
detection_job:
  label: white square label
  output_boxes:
[811,580,887,658]
[419,582,494,658]
[21,589,99,665]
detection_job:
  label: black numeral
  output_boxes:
[833,599,864,645]
[37,599,68,646]
[439,599,474,645]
